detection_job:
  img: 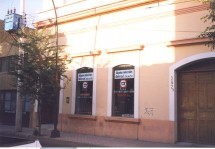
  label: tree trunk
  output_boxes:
[38,99,41,135]
[50,93,60,138]
[33,99,41,136]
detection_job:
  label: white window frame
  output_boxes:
[71,66,97,116]
[107,50,140,119]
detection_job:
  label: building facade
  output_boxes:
[0,20,17,125]
[0,20,32,127]
[36,0,214,145]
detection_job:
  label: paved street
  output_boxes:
[0,124,214,147]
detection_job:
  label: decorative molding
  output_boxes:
[71,50,101,58]
[70,46,142,58]
[167,37,210,47]
[71,52,91,58]
[36,0,163,28]
[105,116,140,124]
[106,45,144,53]
[36,0,208,29]
[90,50,101,55]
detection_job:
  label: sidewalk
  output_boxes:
[0,124,213,147]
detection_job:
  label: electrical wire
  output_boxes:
[0,0,206,26]
[10,0,15,8]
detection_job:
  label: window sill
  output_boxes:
[104,116,140,124]
[68,114,97,121]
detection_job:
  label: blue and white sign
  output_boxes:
[115,69,134,79]
[78,72,93,81]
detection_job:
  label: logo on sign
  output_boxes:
[120,80,127,88]
[83,82,88,89]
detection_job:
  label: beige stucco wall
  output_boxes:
[58,0,210,116]
[38,0,212,143]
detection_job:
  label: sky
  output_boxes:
[0,0,43,26]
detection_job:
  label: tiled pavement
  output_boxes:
[0,124,214,147]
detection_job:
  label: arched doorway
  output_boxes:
[177,58,215,145]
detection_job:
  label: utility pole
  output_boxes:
[15,0,25,132]
[20,0,26,26]
[50,0,60,138]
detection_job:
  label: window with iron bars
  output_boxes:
[112,64,134,118]
[75,67,93,115]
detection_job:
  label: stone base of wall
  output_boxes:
[138,119,175,143]
[57,113,175,144]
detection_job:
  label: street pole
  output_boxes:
[15,0,25,132]
[50,0,60,138]
[20,0,25,26]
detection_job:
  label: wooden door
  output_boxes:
[178,71,215,145]
[197,72,215,144]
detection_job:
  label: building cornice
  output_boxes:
[36,0,208,29]
[35,0,164,28]
[167,37,210,47]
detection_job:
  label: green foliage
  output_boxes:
[10,27,70,103]
[199,0,215,49]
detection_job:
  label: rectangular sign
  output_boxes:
[115,69,134,79]
[78,72,93,81]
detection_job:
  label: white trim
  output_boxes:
[59,77,64,114]
[169,52,215,121]
[107,56,140,118]
[134,65,139,119]
[71,70,76,114]
[71,65,97,115]
[107,66,112,117]
[92,57,97,116]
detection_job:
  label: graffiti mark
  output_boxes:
[144,108,154,116]
[170,76,174,91]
